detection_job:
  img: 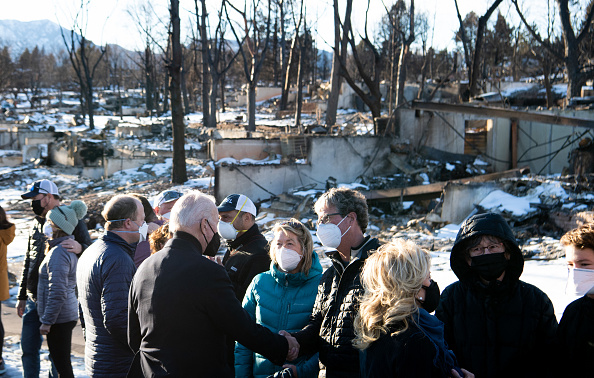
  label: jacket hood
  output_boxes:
[450,213,524,284]
[0,224,15,245]
[271,249,323,286]
[48,235,74,249]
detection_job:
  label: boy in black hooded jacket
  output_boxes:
[435,213,557,378]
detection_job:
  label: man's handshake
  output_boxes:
[279,330,300,360]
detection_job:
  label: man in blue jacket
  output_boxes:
[77,195,145,377]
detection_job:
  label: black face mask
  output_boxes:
[31,196,46,216]
[471,253,508,282]
[202,220,221,257]
[417,279,440,313]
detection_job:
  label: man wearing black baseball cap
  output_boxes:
[18,179,92,378]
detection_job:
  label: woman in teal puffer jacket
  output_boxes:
[235,219,323,378]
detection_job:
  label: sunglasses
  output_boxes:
[160,191,183,204]
[282,220,303,230]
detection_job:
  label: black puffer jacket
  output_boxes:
[556,295,594,377]
[435,213,558,378]
[76,231,136,377]
[222,223,270,301]
[18,216,91,301]
[293,236,381,378]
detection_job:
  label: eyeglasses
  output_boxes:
[316,212,342,225]
[468,242,504,257]
[282,220,303,230]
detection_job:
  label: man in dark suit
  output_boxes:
[128,191,298,377]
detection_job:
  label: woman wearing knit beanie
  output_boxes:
[38,200,87,378]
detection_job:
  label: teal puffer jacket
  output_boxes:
[235,250,323,378]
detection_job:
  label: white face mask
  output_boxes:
[111,220,148,243]
[219,221,239,240]
[277,246,303,272]
[566,267,594,296]
[137,221,149,242]
[43,222,53,239]
[316,216,351,249]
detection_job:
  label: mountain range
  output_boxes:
[0,19,80,58]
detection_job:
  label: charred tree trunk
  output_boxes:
[469,0,503,98]
[199,0,210,123]
[395,43,409,107]
[145,46,154,116]
[294,37,304,129]
[247,80,256,132]
[169,0,187,184]
[325,0,352,126]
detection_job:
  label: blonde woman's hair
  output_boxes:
[270,218,314,275]
[353,239,431,351]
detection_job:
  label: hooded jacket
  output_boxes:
[19,215,91,301]
[293,236,381,378]
[235,250,323,378]
[37,236,79,325]
[0,224,15,301]
[435,213,557,378]
[76,231,136,378]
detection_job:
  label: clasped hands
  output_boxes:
[278,330,299,361]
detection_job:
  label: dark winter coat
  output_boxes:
[76,231,136,378]
[222,223,271,301]
[556,295,594,377]
[293,236,381,378]
[435,213,558,378]
[37,236,78,325]
[127,231,289,378]
[235,251,323,378]
[19,215,91,301]
[360,310,459,378]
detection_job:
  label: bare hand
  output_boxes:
[17,299,26,318]
[282,364,298,377]
[39,324,51,335]
[451,368,474,378]
[279,330,299,361]
[61,239,82,254]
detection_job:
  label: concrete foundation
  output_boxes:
[440,182,499,224]
[215,136,394,203]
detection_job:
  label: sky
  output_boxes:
[0,0,559,53]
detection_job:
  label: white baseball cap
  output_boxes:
[217,194,257,216]
[21,179,59,199]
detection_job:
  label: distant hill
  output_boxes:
[0,19,134,61]
[0,19,77,58]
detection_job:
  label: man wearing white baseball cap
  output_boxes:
[19,179,92,378]
[153,190,183,221]
[217,194,271,372]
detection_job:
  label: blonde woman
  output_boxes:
[235,219,322,378]
[354,240,473,378]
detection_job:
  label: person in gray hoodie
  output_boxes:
[37,200,87,378]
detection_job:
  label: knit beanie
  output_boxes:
[47,200,88,235]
